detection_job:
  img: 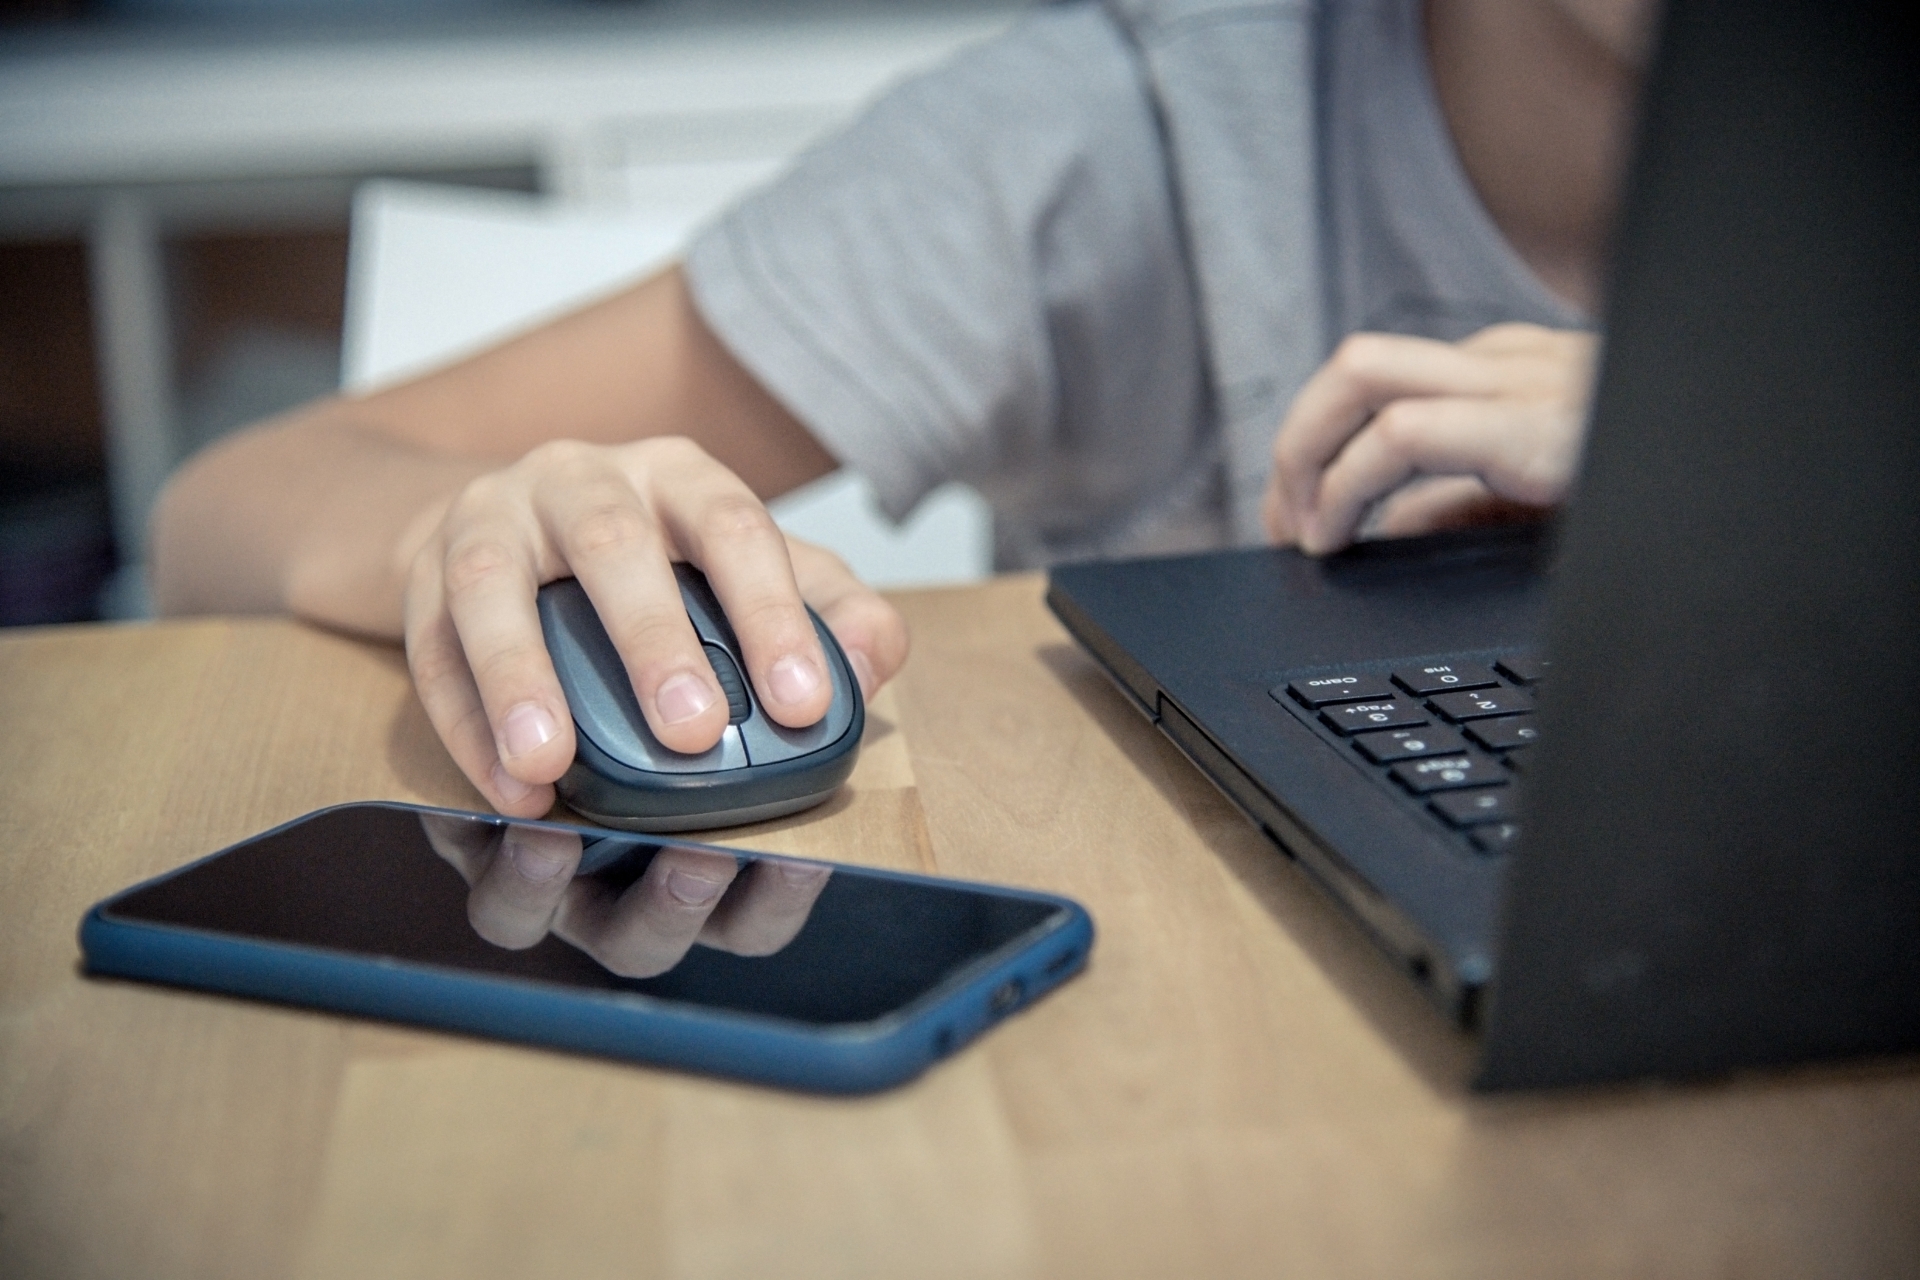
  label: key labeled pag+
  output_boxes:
[1320,699,1428,735]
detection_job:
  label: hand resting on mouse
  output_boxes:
[151,268,908,821]
[402,435,895,820]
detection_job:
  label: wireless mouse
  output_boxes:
[536,565,863,832]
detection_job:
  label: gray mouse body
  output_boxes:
[536,566,863,831]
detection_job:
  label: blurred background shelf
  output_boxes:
[0,0,1020,623]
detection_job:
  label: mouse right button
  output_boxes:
[735,615,858,764]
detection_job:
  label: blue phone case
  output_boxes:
[78,802,1094,1094]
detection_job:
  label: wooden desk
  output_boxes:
[3,576,1916,1279]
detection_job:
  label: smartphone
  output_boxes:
[79,802,1093,1093]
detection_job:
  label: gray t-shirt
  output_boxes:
[686,0,1583,570]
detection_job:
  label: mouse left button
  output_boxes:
[538,578,748,773]
[673,562,736,649]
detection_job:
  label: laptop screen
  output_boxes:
[1480,0,1920,1086]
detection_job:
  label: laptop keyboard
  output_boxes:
[1272,654,1548,856]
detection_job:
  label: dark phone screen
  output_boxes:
[104,806,1064,1027]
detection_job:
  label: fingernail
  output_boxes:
[847,649,877,698]
[777,860,830,888]
[657,673,715,725]
[506,837,569,884]
[666,868,725,906]
[768,654,823,707]
[501,701,558,760]
[490,762,535,805]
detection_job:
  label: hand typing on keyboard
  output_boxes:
[1261,324,1597,556]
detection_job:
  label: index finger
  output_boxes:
[537,472,731,757]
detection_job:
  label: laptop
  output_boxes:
[1046,0,1920,1090]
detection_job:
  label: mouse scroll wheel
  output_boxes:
[702,643,753,725]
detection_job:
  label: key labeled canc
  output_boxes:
[1278,674,1397,708]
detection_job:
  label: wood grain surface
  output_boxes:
[2,575,1916,1279]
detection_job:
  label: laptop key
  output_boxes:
[1353,724,1468,763]
[1464,715,1539,751]
[1429,688,1535,722]
[1389,755,1508,793]
[1432,787,1519,826]
[1503,745,1534,774]
[1391,662,1498,696]
[1282,674,1397,707]
[1469,821,1523,852]
[1320,699,1428,735]
[1494,654,1550,685]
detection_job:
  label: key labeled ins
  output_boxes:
[1390,662,1497,696]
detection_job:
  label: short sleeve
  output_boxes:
[684,1,1217,564]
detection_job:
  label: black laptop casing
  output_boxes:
[1048,530,1546,1023]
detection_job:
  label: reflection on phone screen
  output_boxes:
[106,807,1064,1026]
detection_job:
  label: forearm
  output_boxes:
[148,265,836,638]
[150,404,488,638]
